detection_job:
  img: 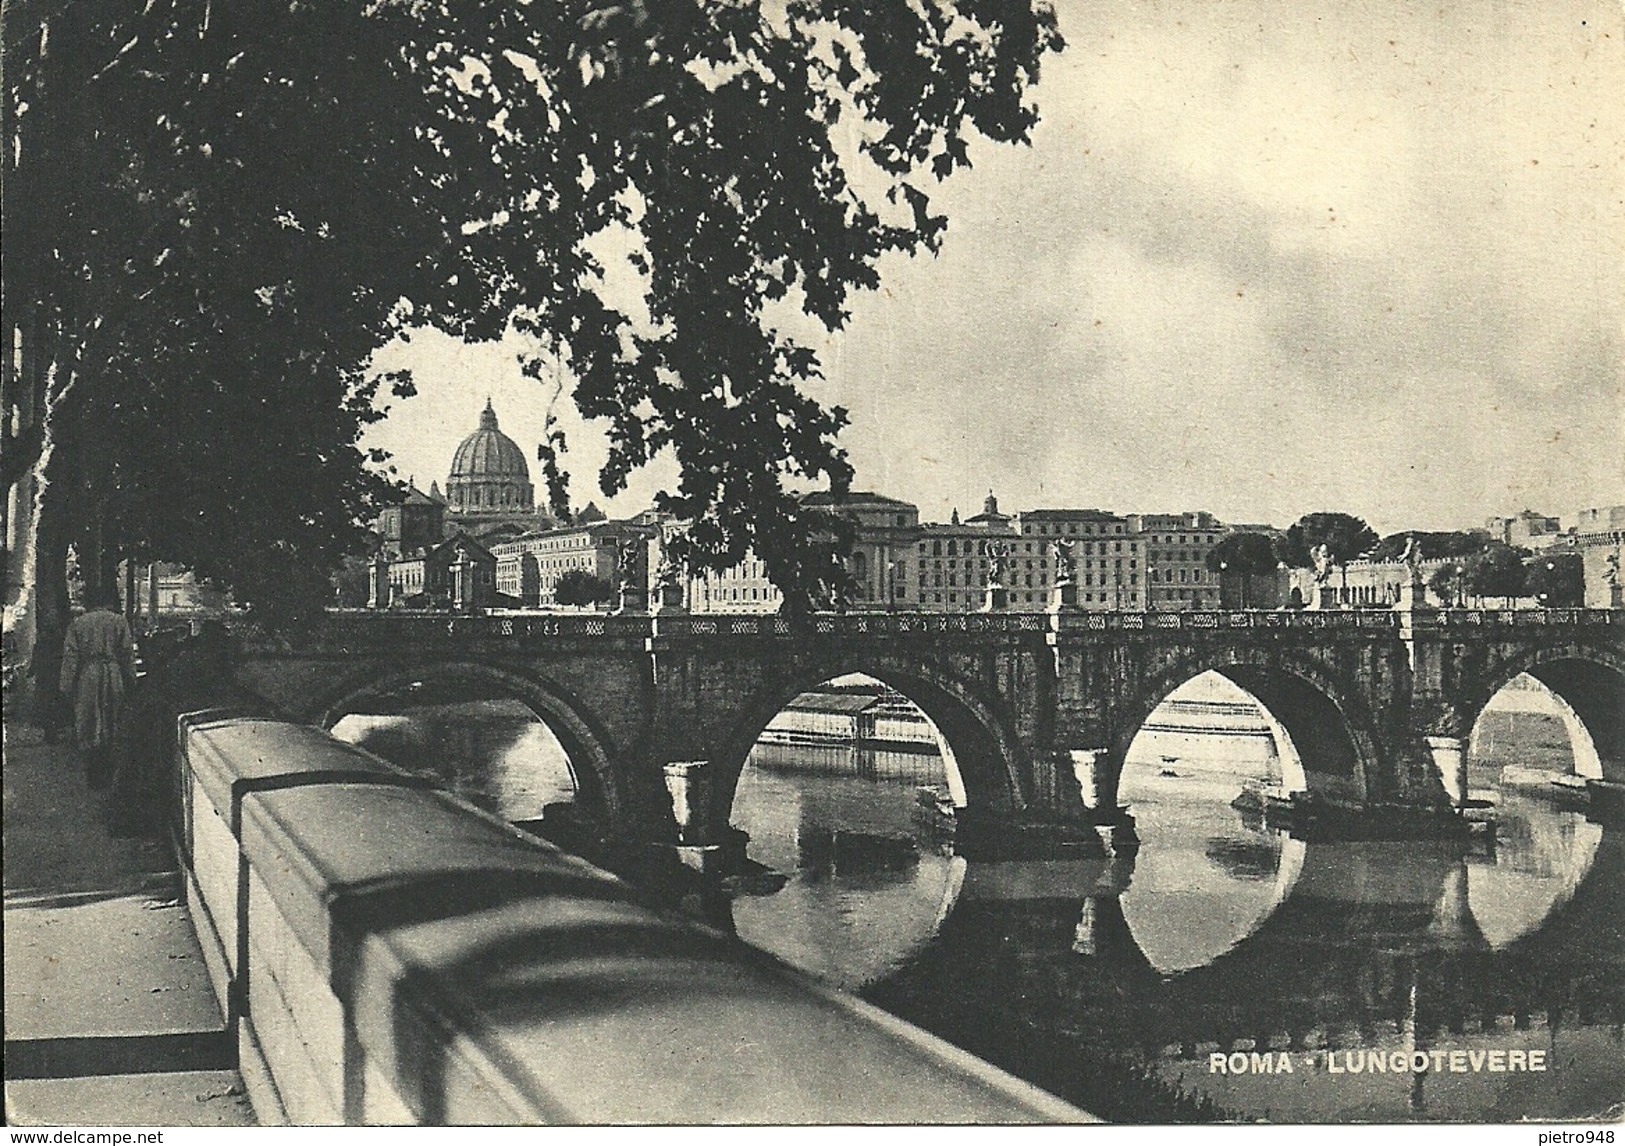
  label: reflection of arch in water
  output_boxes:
[1150,806,1612,984]
[1464,796,1604,949]
[726,799,966,992]
[730,861,964,991]
[963,824,1622,1067]
[1461,650,1625,784]
[725,729,971,992]
[1115,656,1381,806]
[1119,823,1307,975]
[317,661,620,824]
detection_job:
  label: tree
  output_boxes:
[5,0,466,699]
[1525,552,1584,608]
[1371,530,1491,562]
[402,1,1064,613]
[1277,513,1381,569]
[1465,542,1527,606]
[1205,532,1278,607]
[1428,563,1464,608]
[552,570,614,608]
[5,0,1067,684]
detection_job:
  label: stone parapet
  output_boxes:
[176,713,1091,1125]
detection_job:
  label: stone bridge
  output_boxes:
[221,607,1625,851]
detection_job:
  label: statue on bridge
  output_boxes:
[1311,543,1334,584]
[1400,534,1424,582]
[984,540,1010,587]
[1050,538,1076,584]
[981,540,1011,612]
[614,538,646,614]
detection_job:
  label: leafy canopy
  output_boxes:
[405,0,1064,611]
[552,569,614,608]
[5,1,464,621]
[1204,532,1279,576]
[1466,542,1527,603]
[1525,552,1584,607]
[1371,530,1491,563]
[1278,513,1380,568]
[7,0,1065,620]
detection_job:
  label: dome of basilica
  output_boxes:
[447,399,534,513]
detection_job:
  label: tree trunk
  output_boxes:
[29,427,75,734]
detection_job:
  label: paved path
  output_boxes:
[3,724,254,1126]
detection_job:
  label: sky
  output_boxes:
[365,0,1625,538]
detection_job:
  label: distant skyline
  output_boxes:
[365,0,1624,539]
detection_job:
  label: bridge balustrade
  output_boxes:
[173,711,1089,1125]
[287,607,1617,651]
[1052,609,1404,634]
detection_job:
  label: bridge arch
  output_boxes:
[1455,644,1625,783]
[709,654,1029,843]
[312,660,625,826]
[1110,651,1384,806]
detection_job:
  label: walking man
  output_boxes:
[58,587,137,789]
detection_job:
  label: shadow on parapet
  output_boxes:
[175,711,1086,1125]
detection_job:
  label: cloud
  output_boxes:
[816,0,1625,531]
[375,0,1624,535]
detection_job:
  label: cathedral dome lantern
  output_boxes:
[447,399,534,513]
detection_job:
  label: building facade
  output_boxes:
[686,552,783,613]
[376,483,446,559]
[1487,510,1566,552]
[1014,508,1146,610]
[490,520,653,608]
[910,517,1014,610]
[1128,512,1225,610]
[1576,505,1625,608]
[802,491,921,607]
[385,533,498,610]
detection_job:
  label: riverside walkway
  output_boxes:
[2,725,254,1127]
[4,699,1088,1125]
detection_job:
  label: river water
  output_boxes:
[331,688,1624,1124]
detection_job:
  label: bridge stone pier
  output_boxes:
[222,607,1625,858]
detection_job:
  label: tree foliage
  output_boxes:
[1428,563,1464,606]
[5,0,1066,635]
[1465,542,1527,605]
[403,0,1064,611]
[1371,530,1490,563]
[1277,513,1380,568]
[552,569,614,608]
[1525,552,1584,608]
[5,1,462,628]
[1204,532,1279,576]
